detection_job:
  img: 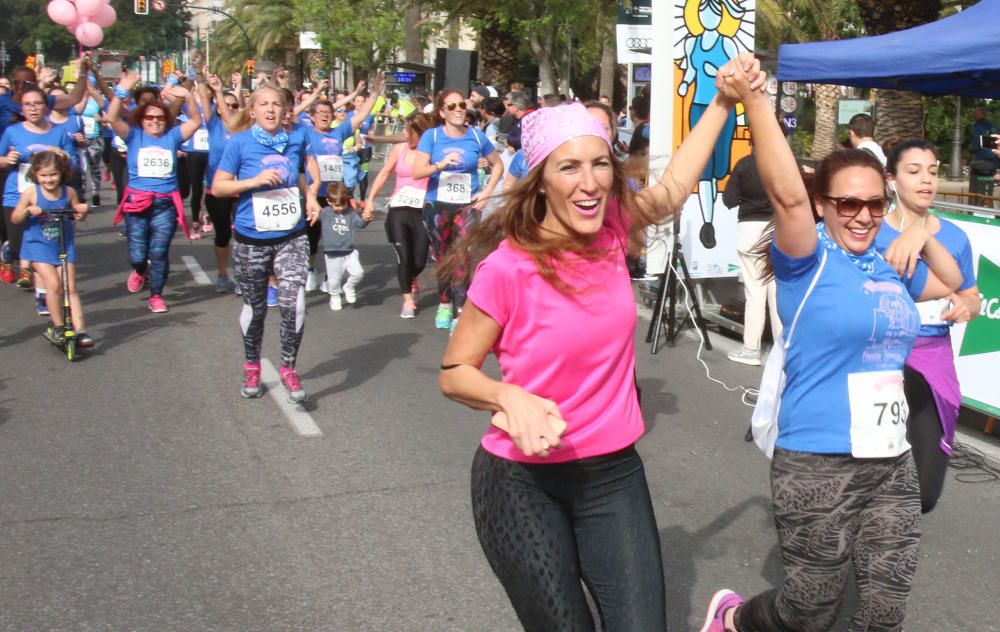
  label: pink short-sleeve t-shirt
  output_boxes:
[466,198,644,464]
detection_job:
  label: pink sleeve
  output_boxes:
[467,250,513,328]
[603,196,631,242]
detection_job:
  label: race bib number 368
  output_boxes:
[252,187,301,232]
[437,171,472,204]
[848,370,910,459]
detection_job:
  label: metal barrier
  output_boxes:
[934,200,1000,217]
[936,191,1000,209]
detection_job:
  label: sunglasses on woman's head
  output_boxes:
[444,102,468,111]
[143,114,167,122]
[820,195,889,218]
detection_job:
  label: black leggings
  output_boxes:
[904,365,950,514]
[183,152,209,222]
[385,206,429,293]
[2,205,25,261]
[108,148,128,205]
[204,194,236,248]
[471,445,666,632]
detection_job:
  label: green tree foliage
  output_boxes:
[211,0,298,74]
[0,0,190,66]
[294,0,406,78]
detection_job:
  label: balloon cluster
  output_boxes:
[47,0,117,48]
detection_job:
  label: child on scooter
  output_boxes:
[11,150,94,347]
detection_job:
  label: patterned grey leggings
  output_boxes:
[232,235,309,368]
[735,448,921,632]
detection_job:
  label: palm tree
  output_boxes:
[855,0,942,143]
[212,0,299,77]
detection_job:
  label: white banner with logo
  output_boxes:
[937,210,1000,417]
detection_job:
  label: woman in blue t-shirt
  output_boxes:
[107,70,202,314]
[876,139,981,514]
[0,86,78,289]
[411,88,503,331]
[697,62,963,632]
[212,85,322,405]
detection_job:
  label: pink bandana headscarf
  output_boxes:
[521,102,612,171]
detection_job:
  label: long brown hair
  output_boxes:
[438,145,683,293]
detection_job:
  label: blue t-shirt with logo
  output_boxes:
[217,129,309,242]
[874,215,977,338]
[773,235,922,454]
[205,116,235,189]
[305,123,354,190]
[179,104,210,153]
[125,126,185,193]
[416,126,494,204]
[0,122,77,206]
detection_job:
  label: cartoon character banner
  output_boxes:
[673,0,755,278]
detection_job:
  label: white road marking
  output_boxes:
[182,255,212,285]
[260,359,323,437]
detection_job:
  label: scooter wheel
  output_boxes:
[64,337,76,362]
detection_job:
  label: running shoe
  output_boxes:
[201,221,214,233]
[319,279,328,293]
[102,171,110,182]
[91,194,100,207]
[305,268,320,292]
[1,241,10,263]
[36,292,49,316]
[16,269,32,290]
[699,589,744,632]
[126,270,146,293]
[400,301,416,319]
[214,274,232,294]
[410,280,420,303]
[727,348,762,367]
[343,284,357,304]
[279,366,307,404]
[77,332,95,348]
[266,285,278,307]
[1,262,15,284]
[241,362,263,398]
[329,294,343,311]
[434,304,452,329]
[44,325,67,344]
[148,295,169,313]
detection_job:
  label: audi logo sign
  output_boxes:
[626,38,653,48]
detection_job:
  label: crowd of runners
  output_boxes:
[0,45,985,632]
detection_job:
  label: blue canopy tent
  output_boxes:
[776,0,1000,98]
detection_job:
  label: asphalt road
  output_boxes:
[1,181,997,631]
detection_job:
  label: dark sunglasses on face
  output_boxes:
[225,103,239,110]
[444,101,468,111]
[335,108,347,113]
[820,195,889,218]
[143,114,167,122]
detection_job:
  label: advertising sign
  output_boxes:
[937,210,1000,416]
[617,0,653,64]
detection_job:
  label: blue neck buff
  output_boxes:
[817,222,880,274]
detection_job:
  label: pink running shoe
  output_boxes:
[699,589,744,632]
[148,295,168,313]
[279,366,307,404]
[127,270,146,293]
[241,362,263,398]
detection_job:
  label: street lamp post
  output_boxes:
[160,1,254,59]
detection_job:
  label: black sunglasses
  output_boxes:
[444,102,468,111]
[820,195,889,218]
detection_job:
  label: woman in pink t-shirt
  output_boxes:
[438,56,765,631]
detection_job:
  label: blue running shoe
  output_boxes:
[267,284,278,307]
[434,304,452,329]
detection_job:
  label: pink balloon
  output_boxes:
[76,0,105,18]
[92,4,116,28]
[47,0,78,26]
[75,22,104,48]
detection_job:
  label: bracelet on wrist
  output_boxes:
[113,85,130,100]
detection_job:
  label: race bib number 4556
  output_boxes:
[252,187,301,232]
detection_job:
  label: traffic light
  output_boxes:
[163,59,175,76]
[135,0,148,15]
[246,59,255,75]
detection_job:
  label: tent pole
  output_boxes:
[949,96,963,180]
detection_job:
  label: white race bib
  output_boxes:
[388,185,426,209]
[192,128,210,151]
[252,187,301,232]
[848,370,910,458]
[915,298,950,326]
[83,117,98,137]
[16,163,30,192]
[317,154,343,182]
[437,171,472,204]
[137,146,174,178]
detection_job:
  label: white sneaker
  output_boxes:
[343,284,357,304]
[305,269,319,292]
[329,294,343,310]
[727,348,762,366]
[319,279,328,293]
